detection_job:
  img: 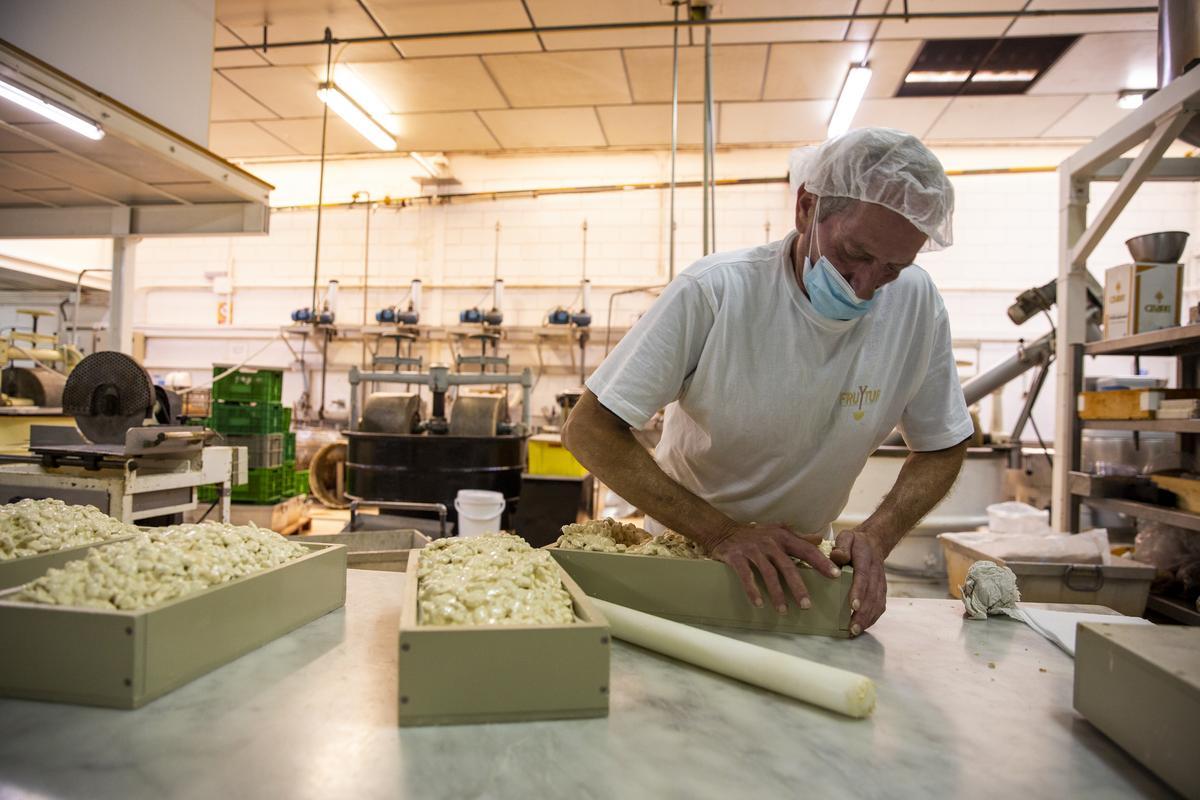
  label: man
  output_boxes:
[562,128,972,637]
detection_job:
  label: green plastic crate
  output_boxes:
[212,402,286,435]
[283,432,296,461]
[211,365,283,404]
[283,406,292,430]
[223,433,284,469]
[294,470,309,496]
[280,460,297,498]
[198,468,284,505]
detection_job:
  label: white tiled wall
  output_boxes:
[16,144,1200,437]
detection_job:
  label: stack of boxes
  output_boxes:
[199,366,302,504]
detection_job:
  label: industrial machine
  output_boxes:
[1,309,84,408]
[460,222,504,326]
[345,363,533,528]
[0,352,243,523]
[291,280,340,325]
[376,279,422,326]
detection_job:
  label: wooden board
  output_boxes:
[1148,472,1200,513]
[0,541,347,708]
[0,535,136,591]
[547,547,853,637]
[1074,623,1200,799]
[397,549,610,726]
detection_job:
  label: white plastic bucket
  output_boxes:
[454,489,506,537]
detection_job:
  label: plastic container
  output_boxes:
[199,467,285,504]
[1082,430,1139,476]
[212,402,286,435]
[211,365,283,404]
[1137,432,1181,474]
[1094,375,1166,391]
[986,501,1050,533]
[294,470,309,496]
[223,433,284,469]
[528,434,588,477]
[283,432,296,461]
[454,489,506,537]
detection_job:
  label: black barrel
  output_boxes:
[345,432,526,527]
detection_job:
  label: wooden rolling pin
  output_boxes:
[593,598,876,719]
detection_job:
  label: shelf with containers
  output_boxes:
[1050,68,1200,624]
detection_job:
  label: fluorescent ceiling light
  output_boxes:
[970,69,1037,82]
[1117,90,1146,110]
[316,84,396,151]
[0,77,103,140]
[332,65,398,133]
[904,70,970,84]
[827,65,871,139]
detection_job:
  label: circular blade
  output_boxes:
[63,352,154,444]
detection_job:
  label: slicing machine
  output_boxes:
[0,352,245,523]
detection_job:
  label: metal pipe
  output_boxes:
[1158,0,1200,87]
[215,8,1157,52]
[72,268,111,349]
[668,0,680,280]
[311,29,333,321]
[701,24,712,257]
[704,23,716,254]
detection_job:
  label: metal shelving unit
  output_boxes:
[1051,67,1200,625]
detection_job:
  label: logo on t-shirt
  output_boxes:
[839,384,881,421]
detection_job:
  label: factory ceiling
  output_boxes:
[209,0,1163,160]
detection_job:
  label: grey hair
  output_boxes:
[816,195,857,222]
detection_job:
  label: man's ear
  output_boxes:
[795,185,815,232]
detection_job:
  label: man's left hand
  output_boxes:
[830,529,888,637]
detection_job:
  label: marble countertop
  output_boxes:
[0,571,1176,800]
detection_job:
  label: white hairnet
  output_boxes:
[788,128,954,251]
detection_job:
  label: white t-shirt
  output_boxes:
[586,230,973,535]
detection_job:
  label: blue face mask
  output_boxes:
[801,198,877,321]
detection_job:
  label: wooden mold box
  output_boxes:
[0,541,347,709]
[397,549,610,727]
[300,528,429,572]
[1075,623,1200,799]
[0,534,137,591]
[547,547,853,637]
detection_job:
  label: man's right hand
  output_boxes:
[709,524,842,613]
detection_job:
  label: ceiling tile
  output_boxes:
[1041,93,1130,138]
[368,0,529,36]
[718,100,835,145]
[211,72,278,121]
[624,45,769,103]
[222,0,393,64]
[213,23,271,68]
[1009,0,1157,36]
[220,66,326,117]
[477,107,607,148]
[399,33,542,58]
[876,0,1022,40]
[385,111,500,150]
[1028,32,1158,95]
[708,0,856,43]
[482,51,631,107]
[763,42,871,100]
[846,97,952,138]
[541,29,674,50]
[845,0,889,41]
[256,117,389,155]
[862,39,921,99]
[596,104,706,147]
[925,94,1082,139]
[349,58,509,113]
[209,121,300,158]
[525,0,674,26]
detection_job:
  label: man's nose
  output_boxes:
[849,269,878,300]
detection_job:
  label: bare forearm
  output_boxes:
[859,439,968,554]
[563,393,735,550]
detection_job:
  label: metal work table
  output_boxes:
[0,571,1174,799]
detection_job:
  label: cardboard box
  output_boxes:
[0,541,346,708]
[1075,623,1200,799]
[1103,262,1182,339]
[397,549,610,726]
[548,546,853,636]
